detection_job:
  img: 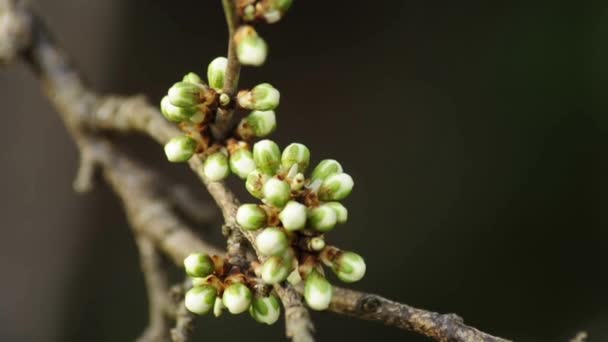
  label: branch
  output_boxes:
[0,3,510,342]
[211,0,241,140]
[135,236,171,342]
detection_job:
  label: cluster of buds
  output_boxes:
[237,0,293,24]
[183,253,281,325]
[236,140,365,310]
[160,56,280,183]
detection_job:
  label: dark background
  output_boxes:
[1,0,607,341]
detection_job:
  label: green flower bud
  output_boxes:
[161,96,196,122]
[213,296,224,317]
[188,110,206,124]
[304,270,332,311]
[246,169,268,199]
[185,285,217,315]
[236,204,267,231]
[253,139,281,175]
[281,143,310,173]
[263,177,291,208]
[311,159,343,182]
[235,26,268,66]
[229,148,256,179]
[183,253,214,278]
[332,251,366,283]
[256,227,288,256]
[279,201,307,231]
[164,136,197,162]
[308,204,337,232]
[249,294,281,325]
[207,57,227,90]
[222,283,252,314]
[238,83,280,111]
[310,237,326,251]
[324,202,348,224]
[203,152,230,182]
[168,82,202,108]
[290,173,305,191]
[319,173,354,201]
[246,110,277,137]
[182,72,203,84]
[260,255,291,284]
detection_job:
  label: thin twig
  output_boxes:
[0,3,510,342]
[212,0,241,140]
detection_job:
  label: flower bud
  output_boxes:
[290,173,305,191]
[253,139,281,175]
[246,169,268,199]
[235,26,268,66]
[238,83,280,111]
[161,96,196,122]
[182,72,203,84]
[183,253,214,278]
[222,283,252,314]
[308,204,337,232]
[279,201,307,231]
[249,294,281,325]
[318,173,354,201]
[207,56,227,90]
[304,270,332,311]
[164,136,197,162]
[311,237,326,251]
[256,227,288,256]
[332,251,366,283]
[188,110,206,124]
[168,82,202,108]
[203,152,230,181]
[263,177,291,208]
[229,148,256,179]
[260,255,291,284]
[324,202,348,224]
[213,296,224,317]
[236,204,267,231]
[310,159,343,182]
[259,0,293,23]
[281,143,310,173]
[246,110,277,137]
[185,285,217,315]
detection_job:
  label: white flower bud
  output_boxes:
[310,159,343,182]
[246,169,268,199]
[229,148,256,179]
[236,204,267,231]
[260,255,291,284]
[256,227,289,256]
[318,173,354,201]
[161,96,196,123]
[324,202,348,224]
[207,56,227,90]
[213,296,224,317]
[263,177,291,208]
[310,237,326,251]
[203,152,230,181]
[332,251,366,283]
[183,253,214,278]
[238,83,280,111]
[222,283,252,314]
[253,139,281,175]
[164,136,197,163]
[249,294,281,325]
[281,143,310,173]
[182,72,203,84]
[304,270,332,311]
[185,285,217,315]
[246,110,276,137]
[168,82,203,108]
[290,173,305,191]
[308,204,337,232]
[235,26,268,66]
[279,201,307,231]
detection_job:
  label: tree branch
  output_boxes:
[0,3,510,342]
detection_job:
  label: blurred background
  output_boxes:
[1,0,607,341]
